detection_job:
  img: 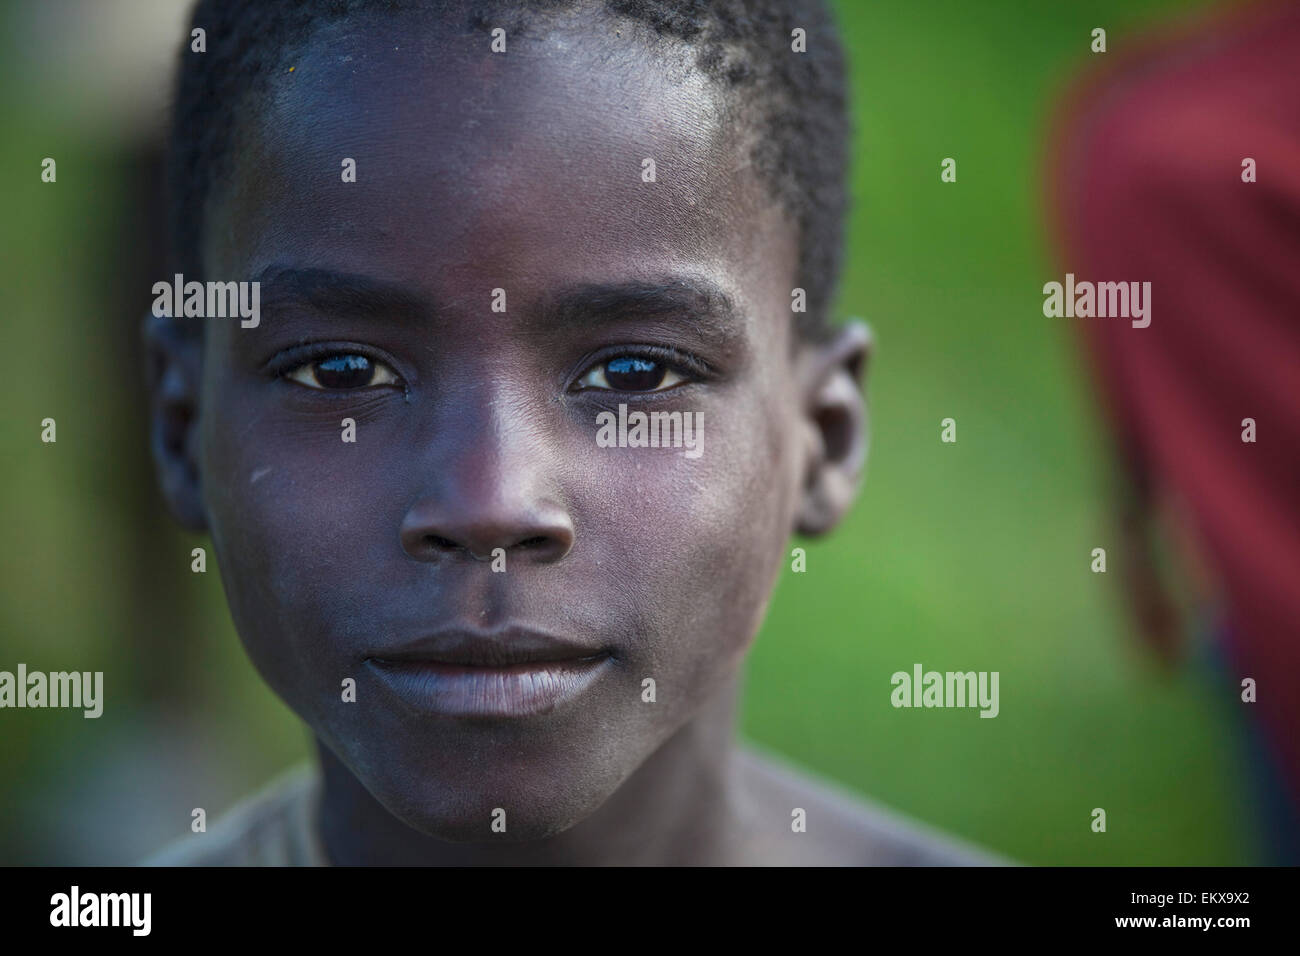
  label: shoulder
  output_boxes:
[139,762,328,867]
[734,744,1012,866]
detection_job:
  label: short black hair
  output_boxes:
[168,0,849,337]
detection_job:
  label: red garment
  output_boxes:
[1047,1,1300,809]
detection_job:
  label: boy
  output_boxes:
[144,0,998,865]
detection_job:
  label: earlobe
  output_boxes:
[795,319,872,537]
[142,312,208,531]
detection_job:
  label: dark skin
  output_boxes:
[148,13,878,865]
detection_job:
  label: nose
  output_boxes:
[398,421,575,566]
[400,494,574,564]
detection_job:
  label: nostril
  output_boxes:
[424,535,462,552]
[399,498,575,563]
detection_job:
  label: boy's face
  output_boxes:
[154,14,867,840]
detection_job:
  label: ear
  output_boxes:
[794,319,872,536]
[142,312,207,531]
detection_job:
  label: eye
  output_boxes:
[284,353,400,390]
[576,355,686,392]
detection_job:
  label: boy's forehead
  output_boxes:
[204,13,794,312]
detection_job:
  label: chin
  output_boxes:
[351,746,620,844]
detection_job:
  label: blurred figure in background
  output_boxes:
[1048,0,1300,863]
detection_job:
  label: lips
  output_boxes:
[364,627,612,717]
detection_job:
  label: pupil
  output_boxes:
[606,356,664,391]
[315,354,373,388]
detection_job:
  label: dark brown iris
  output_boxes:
[315,354,373,388]
[605,356,665,391]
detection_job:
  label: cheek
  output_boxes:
[592,391,799,699]
[197,389,406,706]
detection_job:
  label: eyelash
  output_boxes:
[265,343,406,392]
[262,343,711,394]
[570,346,710,395]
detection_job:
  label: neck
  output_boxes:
[316,677,745,865]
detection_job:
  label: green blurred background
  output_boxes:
[0,0,1259,864]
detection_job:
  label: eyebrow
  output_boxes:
[251,266,744,342]
[254,265,432,320]
[536,277,743,344]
